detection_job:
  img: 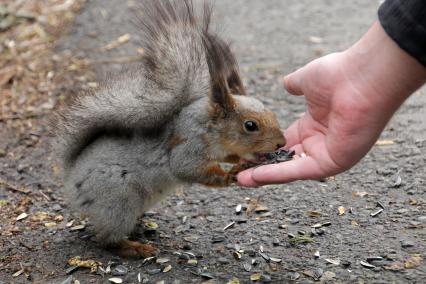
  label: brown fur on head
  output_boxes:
[203,30,285,161]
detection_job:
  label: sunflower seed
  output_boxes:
[235,204,242,214]
[108,278,123,284]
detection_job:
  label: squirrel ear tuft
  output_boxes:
[203,33,237,114]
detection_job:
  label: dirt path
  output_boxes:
[1,0,425,283]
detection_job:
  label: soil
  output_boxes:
[1,0,425,283]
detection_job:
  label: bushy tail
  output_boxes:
[54,0,245,174]
[134,0,211,93]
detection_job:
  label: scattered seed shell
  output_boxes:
[12,269,24,277]
[243,263,252,272]
[250,273,262,281]
[235,204,242,214]
[338,206,345,216]
[70,224,85,231]
[187,259,198,266]
[16,212,28,221]
[360,260,376,269]
[156,258,170,264]
[223,221,235,231]
[108,278,123,284]
[314,250,320,259]
[311,223,322,229]
[370,208,383,217]
[270,257,282,263]
[163,265,172,273]
[325,258,340,265]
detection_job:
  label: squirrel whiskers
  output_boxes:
[55,0,285,258]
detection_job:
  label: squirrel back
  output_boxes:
[55,0,247,173]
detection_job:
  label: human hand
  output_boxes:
[238,22,426,187]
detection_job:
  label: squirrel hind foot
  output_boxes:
[108,240,159,259]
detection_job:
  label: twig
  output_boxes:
[0,179,30,194]
[38,190,51,201]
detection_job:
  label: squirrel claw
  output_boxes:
[110,240,159,259]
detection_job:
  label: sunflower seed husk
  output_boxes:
[370,208,383,217]
[360,260,376,269]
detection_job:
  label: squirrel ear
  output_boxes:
[210,76,235,115]
[203,33,236,115]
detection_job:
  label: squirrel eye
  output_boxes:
[244,120,259,132]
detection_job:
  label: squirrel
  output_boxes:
[55,0,286,258]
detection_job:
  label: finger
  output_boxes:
[283,119,302,149]
[251,156,325,184]
[237,168,262,187]
[283,67,307,96]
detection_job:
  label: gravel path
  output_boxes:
[1,0,425,283]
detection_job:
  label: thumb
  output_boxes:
[283,66,307,96]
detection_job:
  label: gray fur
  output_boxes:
[56,0,284,246]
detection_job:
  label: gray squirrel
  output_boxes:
[55,0,285,258]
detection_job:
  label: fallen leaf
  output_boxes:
[68,256,100,273]
[404,255,422,269]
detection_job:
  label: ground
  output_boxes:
[1,0,425,283]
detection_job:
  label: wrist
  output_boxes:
[342,21,426,112]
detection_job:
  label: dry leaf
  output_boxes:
[68,256,100,273]
[404,255,422,269]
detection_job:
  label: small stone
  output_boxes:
[250,273,261,281]
[400,239,415,248]
[243,263,252,272]
[341,260,351,267]
[183,244,192,250]
[316,228,325,235]
[147,269,162,275]
[314,251,320,259]
[313,268,323,280]
[112,265,128,276]
[212,235,225,243]
[289,272,300,281]
[60,276,73,284]
[418,216,426,223]
[156,258,170,264]
[218,257,230,264]
[52,204,62,211]
[321,271,336,281]
[261,274,272,283]
[163,265,172,273]
[272,238,280,246]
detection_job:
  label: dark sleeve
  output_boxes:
[378,0,426,67]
